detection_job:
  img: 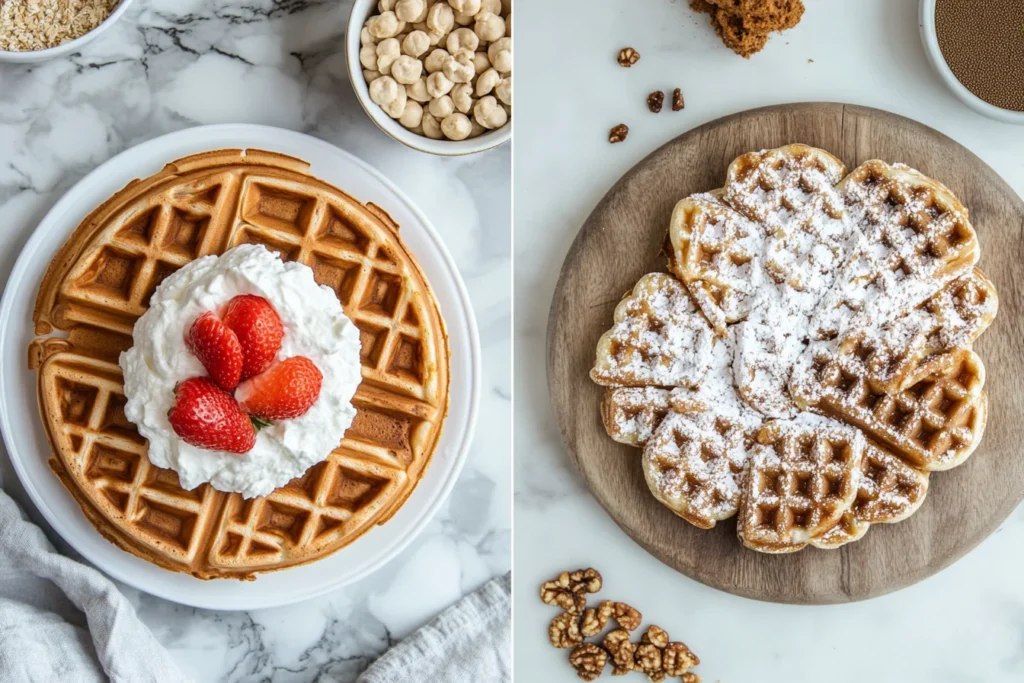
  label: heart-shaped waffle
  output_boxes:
[591,273,715,388]
[643,410,758,529]
[738,417,864,553]
[668,193,763,336]
[590,144,998,553]
[811,440,929,549]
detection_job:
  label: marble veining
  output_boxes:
[0,0,510,680]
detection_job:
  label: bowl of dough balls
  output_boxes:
[347,0,511,156]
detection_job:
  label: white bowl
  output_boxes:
[920,0,1024,125]
[346,0,511,156]
[0,0,136,64]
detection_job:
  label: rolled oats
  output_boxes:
[0,0,118,52]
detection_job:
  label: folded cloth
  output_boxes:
[0,489,191,683]
[357,572,512,683]
[0,485,510,683]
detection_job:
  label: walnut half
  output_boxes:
[540,568,602,614]
[603,628,636,675]
[663,641,700,676]
[609,124,629,144]
[550,612,585,649]
[580,600,643,637]
[570,643,609,681]
[617,47,640,67]
[672,88,685,111]
[647,91,665,113]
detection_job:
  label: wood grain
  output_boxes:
[547,103,1024,604]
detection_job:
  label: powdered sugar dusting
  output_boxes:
[592,146,995,547]
[592,273,715,388]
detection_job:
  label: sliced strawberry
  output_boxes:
[222,295,284,380]
[186,311,243,390]
[237,356,323,421]
[168,377,255,454]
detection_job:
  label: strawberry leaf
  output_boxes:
[250,415,272,431]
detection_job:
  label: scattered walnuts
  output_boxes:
[603,629,636,675]
[550,612,585,649]
[634,642,663,678]
[617,47,641,67]
[673,88,685,111]
[647,91,665,113]
[579,601,614,638]
[611,602,642,632]
[540,568,603,613]
[663,642,700,676]
[541,568,700,681]
[641,625,669,649]
[609,124,629,144]
[570,644,609,682]
[580,600,643,637]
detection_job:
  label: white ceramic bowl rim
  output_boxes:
[0,0,136,63]
[919,0,1024,125]
[345,0,511,156]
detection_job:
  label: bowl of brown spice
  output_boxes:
[0,0,135,64]
[921,0,1024,124]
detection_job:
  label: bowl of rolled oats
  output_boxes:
[347,0,511,156]
[0,0,135,63]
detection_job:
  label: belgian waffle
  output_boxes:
[30,150,450,579]
[737,417,864,553]
[591,144,998,553]
[811,441,929,549]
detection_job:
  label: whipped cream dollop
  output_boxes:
[120,244,362,498]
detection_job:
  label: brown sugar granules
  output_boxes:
[935,0,1024,112]
[690,0,804,58]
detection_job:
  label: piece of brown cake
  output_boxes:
[711,8,771,58]
[707,0,804,32]
[690,0,804,58]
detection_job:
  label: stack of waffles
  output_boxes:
[591,144,997,553]
[30,150,449,579]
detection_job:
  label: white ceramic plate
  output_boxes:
[0,124,480,611]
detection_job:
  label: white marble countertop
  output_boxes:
[0,1,509,681]
[514,1,1024,682]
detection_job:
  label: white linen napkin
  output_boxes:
[0,484,510,683]
[356,572,512,683]
[0,489,191,683]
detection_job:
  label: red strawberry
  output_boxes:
[186,311,243,390]
[222,295,284,380]
[237,356,323,421]
[168,378,255,454]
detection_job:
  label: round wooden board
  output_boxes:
[547,103,1024,604]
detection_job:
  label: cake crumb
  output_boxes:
[690,0,805,58]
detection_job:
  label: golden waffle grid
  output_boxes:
[593,144,997,552]
[32,150,449,579]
